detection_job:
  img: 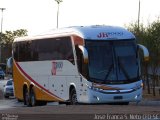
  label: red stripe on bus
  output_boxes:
[15,62,63,101]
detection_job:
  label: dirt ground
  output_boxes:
[142,88,160,101]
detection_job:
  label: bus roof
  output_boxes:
[14,25,135,42]
[70,25,135,40]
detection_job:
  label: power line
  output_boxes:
[137,0,141,31]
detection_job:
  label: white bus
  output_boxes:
[10,25,149,106]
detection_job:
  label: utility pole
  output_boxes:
[137,0,150,94]
[0,8,6,63]
[55,0,63,28]
[137,0,141,31]
[0,8,6,33]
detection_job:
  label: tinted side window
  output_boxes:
[13,37,74,64]
[13,43,19,61]
[36,37,74,64]
[13,41,32,61]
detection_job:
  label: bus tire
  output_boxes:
[23,87,30,106]
[4,95,9,99]
[17,99,23,102]
[30,87,37,107]
[70,88,78,105]
[38,101,47,106]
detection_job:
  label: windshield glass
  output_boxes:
[85,40,139,84]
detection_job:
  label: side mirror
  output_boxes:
[138,44,149,62]
[78,45,89,64]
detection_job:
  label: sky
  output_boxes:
[0,0,160,35]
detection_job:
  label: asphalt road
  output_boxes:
[0,97,160,120]
[0,99,160,120]
[0,80,160,120]
[0,79,8,100]
[0,79,7,91]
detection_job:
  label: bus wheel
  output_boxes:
[30,88,37,106]
[38,101,47,106]
[70,88,78,105]
[17,99,23,102]
[23,88,30,106]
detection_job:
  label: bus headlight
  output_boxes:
[141,83,144,88]
[133,84,142,90]
[86,84,103,91]
[135,94,140,100]
[135,95,138,99]
[93,95,100,101]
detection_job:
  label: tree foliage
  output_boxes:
[127,18,160,96]
[0,29,28,63]
[0,29,28,45]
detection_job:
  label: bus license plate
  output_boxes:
[114,96,123,100]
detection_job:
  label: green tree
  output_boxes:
[126,18,160,96]
[126,22,151,93]
[0,29,28,63]
[146,19,160,96]
[1,29,28,45]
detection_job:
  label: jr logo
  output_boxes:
[97,32,124,38]
[51,61,63,75]
[97,32,108,38]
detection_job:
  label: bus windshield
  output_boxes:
[86,40,139,84]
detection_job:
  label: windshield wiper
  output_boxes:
[118,57,130,80]
[104,64,114,81]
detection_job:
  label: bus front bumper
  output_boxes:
[79,87,142,104]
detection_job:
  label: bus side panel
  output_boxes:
[13,61,63,102]
[13,61,26,100]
